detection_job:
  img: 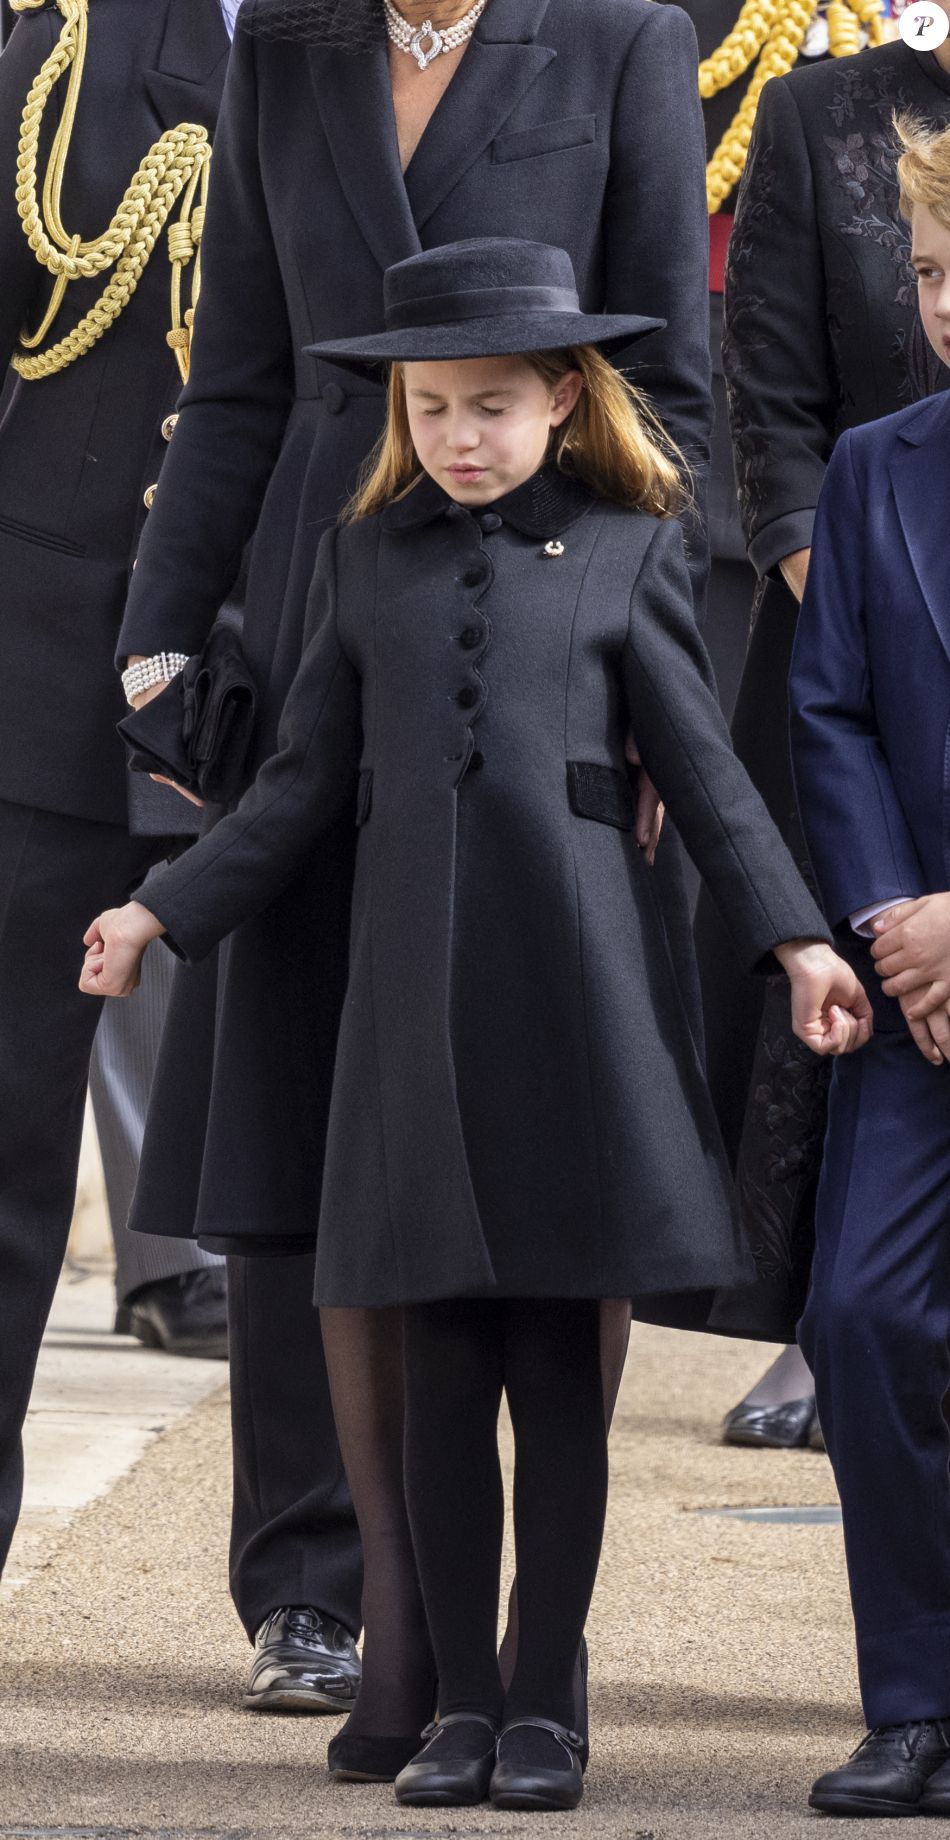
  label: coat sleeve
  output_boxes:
[722,72,836,579]
[137,530,361,962]
[622,516,831,968]
[116,4,295,662]
[604,2,711,604]
[0,7,60,374]
[788,431,927,929]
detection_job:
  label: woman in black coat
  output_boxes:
[86,239,869,1807]
[695,29,950,1439]
[114,0,713,1747]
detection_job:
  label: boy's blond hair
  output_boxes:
[344,346,689,523]
[896,111,950,232]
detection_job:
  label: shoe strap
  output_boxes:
[420,1712,498,1744]
[498,1716,584,1759]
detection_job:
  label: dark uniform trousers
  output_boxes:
[799,1027,950,1729]
[0,798,158,1572]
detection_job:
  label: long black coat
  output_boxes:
[118,0,714,1254]
[138,473,827,1308]
[698,41,950,1339]
[0,0,227,825]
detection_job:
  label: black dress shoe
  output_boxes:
[117,1270,228,1359]
[809,1720,950,1816]
[243,1607,361,1713]
[490,1717,585,1811]
[721,1394,817,1449]
[395,1714,499,1806]
[920,1753,950,1813]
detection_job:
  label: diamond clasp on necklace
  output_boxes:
[411,20,444,67]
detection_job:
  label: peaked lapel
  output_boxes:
[144,0,230,134]
[889,396,950,666]
[308,44,423,278]
[405,0,555,229]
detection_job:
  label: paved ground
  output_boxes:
[0,1286,927,1840]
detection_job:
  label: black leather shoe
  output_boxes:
[721,1394,817,1449]
[809,1721,950,1816]
[920,1753,950,1813]
[395,1713,499,1806]
[490,1717,585,1811]
[117,1270,228,1359]
[243,1607,361,1713]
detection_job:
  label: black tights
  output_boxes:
[403,1297,609,1728]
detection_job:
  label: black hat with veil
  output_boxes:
[242,0,385,47]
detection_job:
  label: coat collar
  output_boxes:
[309,0,554,275]
[144,0,230,134]
[889,392,950,664]
[381,464,597,536]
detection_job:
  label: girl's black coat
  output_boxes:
[141,479,826,1309]
[114,0,715,1260]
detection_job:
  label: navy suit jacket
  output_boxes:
[789,392,950,934]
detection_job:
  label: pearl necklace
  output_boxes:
[383,0,488,69]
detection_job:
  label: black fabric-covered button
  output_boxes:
[457,685,479,709]
[462,566,488,587]
[459,627,481,650]
[322,383,346,414]
[479,511,502,533]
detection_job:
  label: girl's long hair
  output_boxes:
[344,347,689,522]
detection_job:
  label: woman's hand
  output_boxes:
[625,734,664,865]
[773,938,873,1055]
[79,900,166,998]
[126,659,205,806]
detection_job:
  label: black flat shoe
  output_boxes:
[328,1731,429,1783]
[243,1607,360,1714]
[490,1717,585,1811]
[809,1720,950,1817]
[920,1754,950,1813]
[395,1713,499,1806]
[721,1394,817,1449]
[118,1269,229,1360]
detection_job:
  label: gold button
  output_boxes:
[161,413,178,442]
[143,483,157,510]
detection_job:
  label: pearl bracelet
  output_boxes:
[121,651,189,706]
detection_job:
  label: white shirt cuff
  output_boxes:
[850,899,905,938]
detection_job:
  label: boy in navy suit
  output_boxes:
[790,114,950,1819]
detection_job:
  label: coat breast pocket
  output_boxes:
[567,761,635,831]
[491,115,597,164]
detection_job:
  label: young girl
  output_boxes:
[81,238,870,1813]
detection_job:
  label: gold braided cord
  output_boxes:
[704,0,888,213]
[10,0,211,379]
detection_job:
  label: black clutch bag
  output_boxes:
[117,622,258,805]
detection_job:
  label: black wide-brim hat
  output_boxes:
[304,238,664,372]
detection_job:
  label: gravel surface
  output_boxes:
[0,1324,911,1838]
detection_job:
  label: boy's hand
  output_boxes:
[870,895,950,1015]
[79,901,165,998]
[773,939,873,1056]
[897,992,950,1068]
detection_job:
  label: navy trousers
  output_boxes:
[799,1015,950,1726]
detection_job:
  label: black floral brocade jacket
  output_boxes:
[724,40,950,581]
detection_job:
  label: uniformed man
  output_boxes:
[0,0,362,1713]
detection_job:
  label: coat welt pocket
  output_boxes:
[567,761,635,830]
[0,511,86,557]
[356,767,373,826]
[492,114,596,164]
